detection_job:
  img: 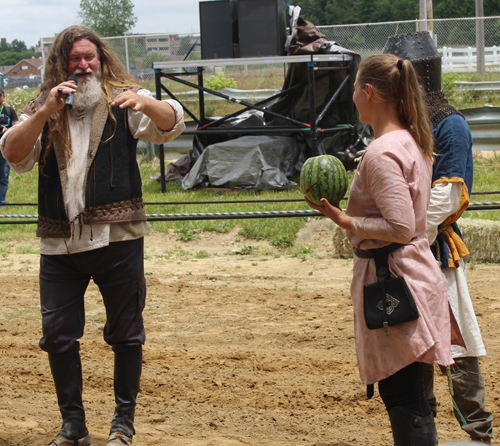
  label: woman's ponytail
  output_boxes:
[357,54,433,160]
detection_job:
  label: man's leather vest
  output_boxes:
[36,95,146,238]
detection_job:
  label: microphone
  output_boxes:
[64,75,78,110]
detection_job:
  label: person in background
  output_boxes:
[0,88,19,206]
[306,53,453,445]
[1,25,185,446]
[383,31,493,444]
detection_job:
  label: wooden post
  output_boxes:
[427,0,434,33]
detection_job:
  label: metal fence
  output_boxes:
[317,16,500,73]
[40,16,500,84]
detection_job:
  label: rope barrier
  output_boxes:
[470,201,500,206]
[0,202,498,224]
[471,191,500,196]
[0,215,37,218]
[2,191,498,208]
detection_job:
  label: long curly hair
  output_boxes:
[39,25,141,161]
[357,54,433,160]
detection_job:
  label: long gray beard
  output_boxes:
[72,75,103,112]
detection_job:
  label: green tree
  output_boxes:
[176,35,198,56]
[0,39,32,54]
[140,51,168,69]
[78,0,137,37]
[300,0,499,26]
[433,0,474,18]
[299,0,363,25]
[10,39,28,52]
[0,49,37,65]
[110,37,148,69]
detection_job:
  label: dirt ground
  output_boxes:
[0,222,499,446]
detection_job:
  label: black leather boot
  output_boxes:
[110,345,142,439]
[48,352,89,440]
[389,406,438,446]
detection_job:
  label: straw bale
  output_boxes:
[331,224,353,259]
[460,218,500,263]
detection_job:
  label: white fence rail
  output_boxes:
[440,46,500,72]
[455,81,500,92]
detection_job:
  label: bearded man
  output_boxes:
[1,26,185,446]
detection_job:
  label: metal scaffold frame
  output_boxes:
[153,53,355,192]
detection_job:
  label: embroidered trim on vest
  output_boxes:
[81,197,146,225]
[36,216,72,238]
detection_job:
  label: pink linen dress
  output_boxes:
[346,129,453,385]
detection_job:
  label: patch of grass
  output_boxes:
[289,245,316,259]
[444,72,500,109]
[464,153,500,222]
[5,87,38,116]
[175,226,199,242]
[15,245,39,254]
[239,245,253,255]
[195,250,211,259]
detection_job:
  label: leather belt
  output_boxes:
[353,242,405,259]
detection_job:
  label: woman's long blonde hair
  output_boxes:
[357,54,433,160]
[38,25,141,161]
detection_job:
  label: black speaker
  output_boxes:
[237,0,287,58]
[200,0,238,59]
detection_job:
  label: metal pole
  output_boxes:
[316,74,350,126]
[476,0,485,75]
[40,37,46,79]
[154,68,166,193]
[124,35,130,74]
[419,0,428,31]
[198,67,206,122]
[308,56,321,156]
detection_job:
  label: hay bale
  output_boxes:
[331,224,353,259]
[328,218,500,263]
[460,218,500,263]
[297,219,353,258]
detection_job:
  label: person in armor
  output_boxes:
[383,31,493,444]
[0,26,185,446]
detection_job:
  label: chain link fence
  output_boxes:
[318,16,500,73]
[40,16,500,87]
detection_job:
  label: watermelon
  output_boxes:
[299,155,348,206]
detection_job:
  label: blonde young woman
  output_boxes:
[306,54,453,445]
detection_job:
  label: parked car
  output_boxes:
[3,75,42,89]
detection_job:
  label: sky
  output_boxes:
[2,0,201,48]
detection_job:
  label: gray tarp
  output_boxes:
[182,135,301,190]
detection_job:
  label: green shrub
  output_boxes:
[205,72,237,91]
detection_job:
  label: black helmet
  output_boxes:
[382,31,441,93]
